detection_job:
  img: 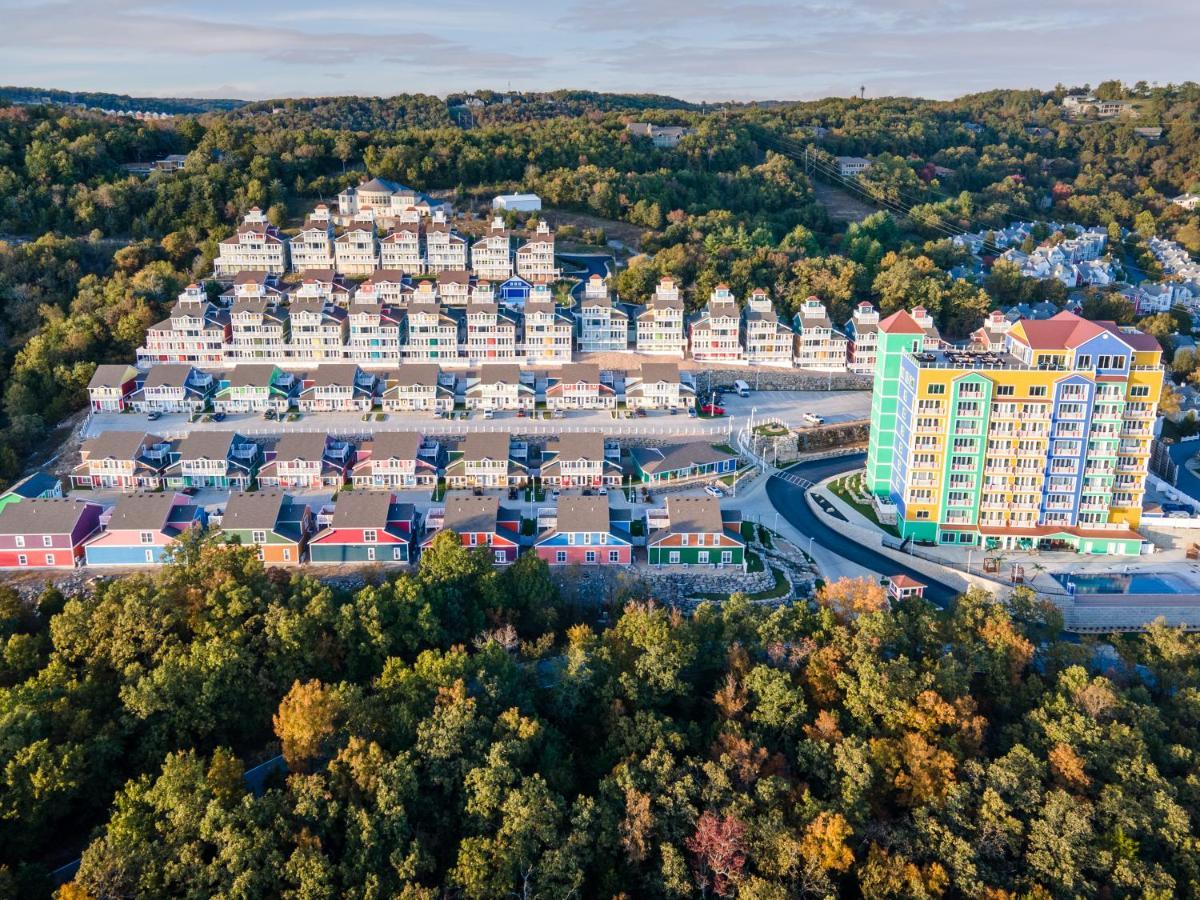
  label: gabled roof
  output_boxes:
[88,364,139,390]
[476,364,524,385]
[390,364,441,388]
[330,491,413,528]
[635,362,682,384]
[461,431,511,462]
[271,432,332,462]
[550,496,612,535]
[359,177,405,193]
[878,309,926,335]
[142,364,197,389]
[309,364,365,388]
[555,363,601,385]
[547,431,604,462]
[664,495,725,533]
[2,472,61,500]
[221,491,288,530]
[631,442,735,475]
[82,431,163,460]
[174,430,238,461]
[106,492,189,531]
[224,364,281,388]
[0,498,95,535]
[442,493,500,533]
[364,431,423,461]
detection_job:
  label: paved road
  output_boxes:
[721,390,870,431]
[763,453,960,607]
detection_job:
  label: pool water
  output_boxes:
[1053,572,1195,595]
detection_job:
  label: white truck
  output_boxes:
[733,379,750,398]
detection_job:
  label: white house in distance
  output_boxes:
[835,156,872,177]
[492,193,542,212]
[1173,193,1200,211]
[626,123,691,148]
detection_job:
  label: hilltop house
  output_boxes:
[535,496,632,565]
[164,431,260,490]
[72,432,172,491]
[422,493,521,564]
[258,433,355,489]
[129,364,214,414]
[83,493,206,566]
[635,278,687,357]
[214,208,288,275]
[308,492,416,565]
[297,364,377,412]
[382,364,455,413]
[689,286,743,363]
[742,288,794,366]
[444,432,528,489]
[216,491,311,566]
[646,496,745,567]
[213,365,297,414]
[0,498,103,569]
[350,431,439,489]
[88,364,141,412]
[545,363,616,410]
[624,361,695,411]
[464,364,534,410]
[538,432,622,488]
[577,276,629,352]
[515,220,560,283]
[792,297,849,370]
[522,296,574,364]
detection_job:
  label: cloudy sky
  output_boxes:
[1,0,1196,102]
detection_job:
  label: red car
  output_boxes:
[701,404,726,416]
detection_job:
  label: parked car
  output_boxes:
[701,404,726,416]
[687,407,698,418]
[553,409,565,419]
[517,408,526,418]
[551,489,560,499]
[145,411,162,421]
[1163,502,1194,518]
[264,409,277,420]
[636,408,648,417]
[598,487,608,496]
[803,412,825,425]
[483,409,495,419]
[705,484,724,498]
[211,411,226,423]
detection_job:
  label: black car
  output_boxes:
[212,411,226,422]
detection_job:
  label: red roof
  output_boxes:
[878,309,925,335]
[889,574,925,589]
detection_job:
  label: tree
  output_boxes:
[686,811,747,898]
[273,679,348,772]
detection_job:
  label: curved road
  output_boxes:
[765,452,960,607]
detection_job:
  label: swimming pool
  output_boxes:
[1053,572,1196,595]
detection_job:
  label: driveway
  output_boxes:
[719,390,870,430]
[762,453,959,607]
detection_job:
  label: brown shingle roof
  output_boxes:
[0,498,96,535]
[553,495,612,535]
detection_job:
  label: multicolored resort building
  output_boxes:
[867,310,1163,555]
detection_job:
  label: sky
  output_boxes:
[1,0,1197,103]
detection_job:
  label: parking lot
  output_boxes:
[718,389,871,429]
[83,389,871,441]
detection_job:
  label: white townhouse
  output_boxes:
[577,276,629,352]
[290,205,336,272]
[297,364,377,413]
[379,223,424,273]
[464,300,519,363]
[425,212,469,272]
[835,156,872,177]
[464,364,534,411]
[215,207,289,276]
[436,270,473,306]
[404,300,461,363]
[357,270,411,305]
[792,296,848,371]
[689,285,742,363]
[624,361,695,411]
[381,364,454,413]
[844,301,880,374]
[286,297,348,363]
[227,294,289,362]
[334,222,380,276]
[635,277,686,357]
[129,364,214,414]
[346,301,403,365]
[137,284,229,368]
[523,295,574,365]
[515,220,560,283]
[545,363,616,410]
[741,288,793,366]
[471,217,513,282]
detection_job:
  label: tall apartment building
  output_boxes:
[214,208,288,276]
[286,298,348,363]
[334,223,380,276]
[357,270,411,305]
[472,217,513,281]
[689,285,742,363]
[426,212,469,272]
[290,205,336,272]
[742,288,793,366]
[635,278,686,357]
[844,302,880,374]
[576,276,629,352]
[523,293,574,364]
[792,297,848,370]
[226,278,290,362]
[515,220,560,283]
[138,284,229,367]
[866,309,1163,555]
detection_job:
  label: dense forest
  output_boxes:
[1,81,1200,897]
[0,87,245,116]
[3,533,1199,898]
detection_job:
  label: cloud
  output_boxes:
[0,0,1196,101]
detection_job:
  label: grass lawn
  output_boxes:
[431,480,447,502]
[828,473,899,537]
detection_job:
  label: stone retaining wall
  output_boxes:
[693,369,873,394]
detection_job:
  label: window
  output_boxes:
[585,551,596,563]
[144,549,154,563]
[44,554,55,566]
[364,529,377,543]
[1029,386,1047,397]
[927,384,945,395]
[140,531,154,544]
[42,535,52,547]
[669,551,680,564]
[609,550,620,563]
[13,536,23,548]
[367,547,375,561]
[1075,354,1092,370]
[722,551,733,564]
[698,551,710,564]
[251,530,266,544]
[393,547,404,561]
[17,554,27,566]
[995,384,1014,397]
[1130,385,1149,398]
[282,548,291,561]
[556,550,567,563]
[494,550,506,563]
[257,548,265,561]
